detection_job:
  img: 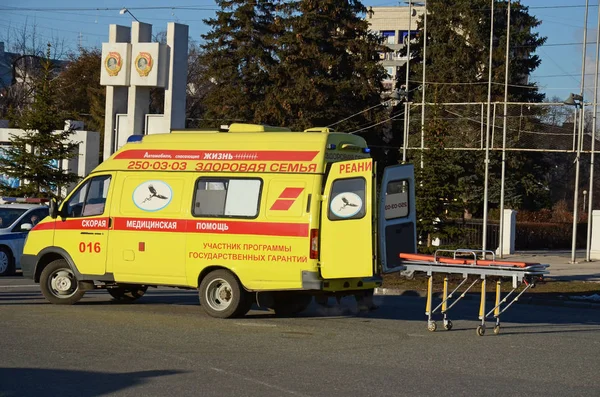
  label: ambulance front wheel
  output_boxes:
[40,259,85,305]
[199,269,250,318]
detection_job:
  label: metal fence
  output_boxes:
[396,101,598,259]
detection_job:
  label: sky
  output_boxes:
[0,0,598,103]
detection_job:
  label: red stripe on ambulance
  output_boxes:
[270,187,304,211]
[114,217,308,237]
[34,218,110,231]
[277,187,304,199]
[34,217,308,237]
[114,150,319,162]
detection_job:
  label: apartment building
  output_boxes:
[366,5,425,91]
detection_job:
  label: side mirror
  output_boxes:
[49,198,58,219]
[20,223,33,231]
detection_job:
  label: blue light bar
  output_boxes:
[327,144,337,150]
[362,147,371,153]
[127,135,144,143]
[2,197,49,203]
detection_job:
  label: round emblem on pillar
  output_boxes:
[134,52,153,77]
[104,52,122,76]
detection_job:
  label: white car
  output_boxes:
[0,204,49,276]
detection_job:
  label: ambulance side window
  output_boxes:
[193,178,262,218]
[328,177,366,221]
[384,180,410,219]
[64,175,111,218]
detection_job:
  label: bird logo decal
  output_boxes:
[133,181,173,212]
[339,196,359,212]
[142,184,169,204]
[330,192,363,218]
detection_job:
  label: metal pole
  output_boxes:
[573,107,578,152]
[482,0,495,254]
[481,103,485,149]
[571,0,589,264]
[492,102,497,146]
[420,1,427,169]
[403,1,413,164]
[586,0,600,262]
[406,1,412,93]
[499,0,511,258]
[403,102,408,162]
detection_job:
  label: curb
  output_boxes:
[374,287,600,310]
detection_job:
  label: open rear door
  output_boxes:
[378,164,417,273]
[320,159,373,279]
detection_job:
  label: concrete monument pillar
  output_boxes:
[102,25,130,160]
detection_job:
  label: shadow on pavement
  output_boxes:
[0,368,183,397]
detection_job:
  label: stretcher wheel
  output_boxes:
[493,325,501,335]
[427,321,437,332]
[444,320,453,331]
[476,325,485,336]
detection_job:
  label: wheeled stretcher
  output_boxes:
[397,249,550,336]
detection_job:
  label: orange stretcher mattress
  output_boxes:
[398,253,539,268]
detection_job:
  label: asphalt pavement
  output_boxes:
[1,277,600,397]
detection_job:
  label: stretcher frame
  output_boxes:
[396,249,550,336]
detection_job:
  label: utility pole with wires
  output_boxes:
[585,0,600,262]
[420,0,427,169]
[482,0,494,255]
[571,0,589,264]
[498,0,511,258]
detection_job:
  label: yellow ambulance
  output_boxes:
[21,123,416,318]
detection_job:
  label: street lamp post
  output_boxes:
[120,8,140,22]
[564,92,585,263]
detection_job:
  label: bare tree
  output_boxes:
[0,20,69,119]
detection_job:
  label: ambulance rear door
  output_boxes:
[320,158,373,279]
[378,164,417,273]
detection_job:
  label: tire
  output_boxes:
[199,269,249,318]
[272,293,312,317]
[40,259,85,305]
[108,284,148,302]
[0,247,15,276]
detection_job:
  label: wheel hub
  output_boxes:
[205,278,234,311]
[54,275,72,292]
[218,286,232,302]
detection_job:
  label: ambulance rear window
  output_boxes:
[193,178,262,218]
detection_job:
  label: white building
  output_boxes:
[367,5,425,92]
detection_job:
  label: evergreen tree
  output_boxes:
[200,0,281,126]
[400,0,548,228]
[265,0,387,131]
[0,44,79,199]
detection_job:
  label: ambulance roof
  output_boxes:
[93,125,370,175]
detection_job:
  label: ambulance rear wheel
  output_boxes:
[199,270,248,318]
[40,259,85,305]
[108,284,148,302]
[0,247,15,276]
